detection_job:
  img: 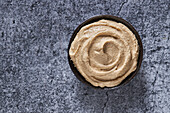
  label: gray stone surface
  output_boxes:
[0,0,169,113]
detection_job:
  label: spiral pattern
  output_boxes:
[69,20,139,87]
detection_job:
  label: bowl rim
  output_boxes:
[68,15,143,90]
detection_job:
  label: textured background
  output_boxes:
[0,0,169,113]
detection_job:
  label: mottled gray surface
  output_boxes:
[0,0,169,113]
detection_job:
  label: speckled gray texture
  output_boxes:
[0,0,169,113]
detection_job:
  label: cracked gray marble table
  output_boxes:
[0,0,169,113]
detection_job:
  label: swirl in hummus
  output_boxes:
[69,20,139,87]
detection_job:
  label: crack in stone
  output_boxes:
[152,51,164,87]
[102,91,109,113]
[117,0,128,15]
[152,71,158,87]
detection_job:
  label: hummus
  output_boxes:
[69,20,139,87]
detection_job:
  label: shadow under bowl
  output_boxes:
[68,15,143,90]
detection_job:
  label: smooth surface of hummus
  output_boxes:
[69,20,139,87]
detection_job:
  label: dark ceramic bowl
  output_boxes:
[68,15,143,90]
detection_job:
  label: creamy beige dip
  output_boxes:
[69,20,139,87]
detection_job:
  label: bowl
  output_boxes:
[68,15,143,90]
